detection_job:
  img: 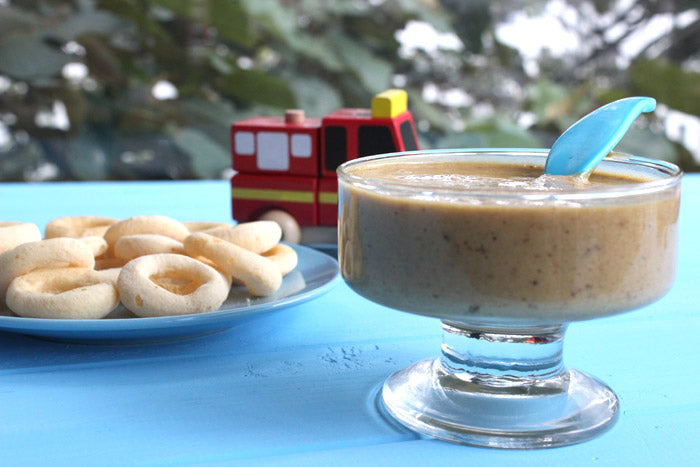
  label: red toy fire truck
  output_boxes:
[230,89,419,244]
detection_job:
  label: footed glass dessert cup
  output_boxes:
[337,149,681,449]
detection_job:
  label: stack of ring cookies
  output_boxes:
[0,216,298,319]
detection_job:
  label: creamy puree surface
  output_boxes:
[338,158,680,325]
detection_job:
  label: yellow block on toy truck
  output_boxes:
[371,89,408,118]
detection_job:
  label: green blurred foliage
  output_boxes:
[0,0,698,182]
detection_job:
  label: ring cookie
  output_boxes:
[104,215,189,253]
[1,216,295,319]
[6,267,119,319]
[45,216,120,239]
[183,221,230,233]
[261,244,298,276]
[117,253,230,317]
[78,235,109,257]
[183,232,282,297]
[94,256,128,271]
[204,221,281,254]
[0,238,95,298]
[114,234,184,261]
[0,222,42,255]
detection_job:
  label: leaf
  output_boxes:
[241,0,297,41]
[44,10,126,42]
[0,33,71,79]
[615,127,680,165]
[67,134,111,180]
[0,7,127,80]
[630,60,700,117]
[287,33,344,72]
[56,87,89,132]
[209,0,253,47]
[395,0,453,32]
[153,0,254,47]
[150,0,191,17]
[439,0,490,54]
[287,75,343,118]
[327,32,392,94]
[0,6,37,35]
[180,97,239,125]
[526,79,570,123]
[169,126,231,178]
[526,80,593,130]
[217,68,296,108]
[301,0,367,18]
[99,0,175,49]
[0,140,46,181]
[442,118,541,149]
[113,134,191,180]
[179,97,239,147]
[208,52,235,75]
[80,35,127,87]
[406,90,455,134]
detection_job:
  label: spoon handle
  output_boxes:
[544,97,656,176]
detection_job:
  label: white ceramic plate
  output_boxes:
[0,245,339,344]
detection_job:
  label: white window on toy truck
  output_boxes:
[291,133,312,158]
[257,132,289,171]
[235,131,255,155]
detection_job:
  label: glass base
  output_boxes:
[381,322,619,449]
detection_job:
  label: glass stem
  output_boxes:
[439,321,567,385]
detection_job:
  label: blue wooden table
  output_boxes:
[0,178,698,466]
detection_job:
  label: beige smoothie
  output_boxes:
[338,151,681,325]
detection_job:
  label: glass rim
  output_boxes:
[337,148,683,202]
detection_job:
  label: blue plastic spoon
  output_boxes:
[544,97,657,176]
